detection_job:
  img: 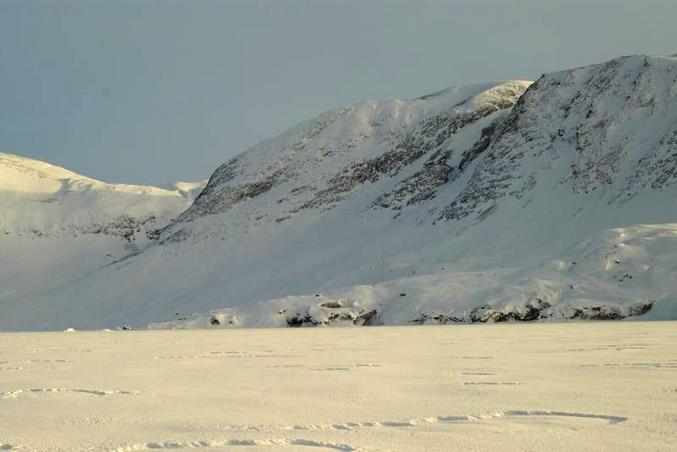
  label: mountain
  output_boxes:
[1,54,676,330]
[0,152,204,302]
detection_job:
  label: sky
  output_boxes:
[1,0,676,185]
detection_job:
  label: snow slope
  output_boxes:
[1,55,676,330]
[0,152,203,299]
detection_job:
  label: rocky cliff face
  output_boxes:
[1,55,676,330]
[440,55,677,221]
[163,56,677,239]
[160,81,531,242]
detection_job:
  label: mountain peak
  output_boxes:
[163,80,532,244]
[1,55,675,330]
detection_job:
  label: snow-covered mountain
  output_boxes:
[0,152,204,301]
[1,54,676,330]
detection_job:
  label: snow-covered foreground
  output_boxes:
[1,323,676,451]
[1,55,676,330]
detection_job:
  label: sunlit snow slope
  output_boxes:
[2,55,676,330]
[0,153,203,300]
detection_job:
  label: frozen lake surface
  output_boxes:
[1,322,676,451]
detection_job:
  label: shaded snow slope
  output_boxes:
[153,223,676,329]
[2,55,676,331]
[0,153,204,299]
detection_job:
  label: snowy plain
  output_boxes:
[1,322,676,451]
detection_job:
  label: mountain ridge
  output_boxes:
[0,151,202,238]
[0,152,204,305]
[0,54,675,330]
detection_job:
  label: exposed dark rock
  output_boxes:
[568,302,653,320]
[285,306,380,327]
[358,309,380,326]
[305,103,517,211]
[80,214,159,242]
[372,147,455,208]
[409,299,653,325]
[190,170,284,218]
[458,123,497,172]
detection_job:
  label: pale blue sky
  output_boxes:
[1,0,676,184]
